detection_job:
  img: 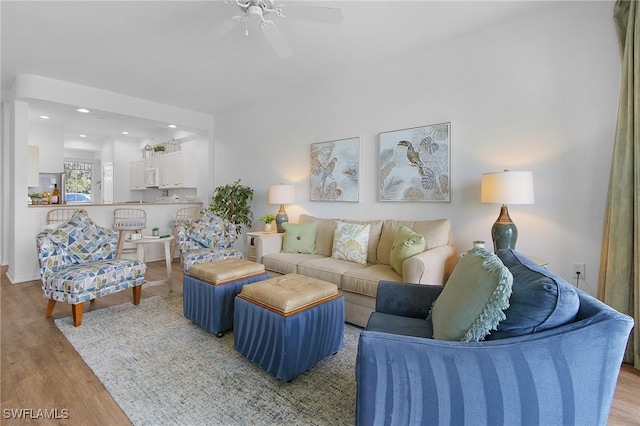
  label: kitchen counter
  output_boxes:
[28,201,203,207]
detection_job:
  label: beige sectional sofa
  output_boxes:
[253,214,458,327]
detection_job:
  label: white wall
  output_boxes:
[29,122,64,173]
[214,1,620,296]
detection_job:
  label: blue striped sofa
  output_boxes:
[356,250,634,425]
[36,211,146,326]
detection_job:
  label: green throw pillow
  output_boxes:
[332,222,370,265]
[281,221,317,254]
[390,225,427,276]
[430,249,513,342]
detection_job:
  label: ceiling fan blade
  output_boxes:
[278,5,343,25]
[209,16,243,41]
[261,21,293,59]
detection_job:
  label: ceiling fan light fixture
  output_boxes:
[247,5,263,18]
[214,0,342,59]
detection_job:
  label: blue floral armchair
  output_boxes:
[36,211,146,326]
[177,209,243,274]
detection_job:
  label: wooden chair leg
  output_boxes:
[72,303,84,327]
[45,300,56,317]
[132,285,141,305]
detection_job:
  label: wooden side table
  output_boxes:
[126,235,175,291]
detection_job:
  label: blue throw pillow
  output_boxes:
[489,249,580,340]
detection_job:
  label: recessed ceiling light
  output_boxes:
[76,108,90,113]
[168,124,177,128]
[79,134,87,138]
[39,115,50,119]
[122,131,129,135]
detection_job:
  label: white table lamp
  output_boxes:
[481,170,534,251]
[268,185,295,233]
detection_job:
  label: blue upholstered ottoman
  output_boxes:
[234,274,344,382]
[183,258,269,337]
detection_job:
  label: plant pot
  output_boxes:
[264,221,275,233]
[473,240,485,250]
[152,230,159,236]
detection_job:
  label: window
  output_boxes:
[64,162,92,202]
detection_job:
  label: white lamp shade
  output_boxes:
[481,171,534,205]
[268,185,295,205]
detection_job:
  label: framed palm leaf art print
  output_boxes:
[379,122,451,202]
[310,137,359,202]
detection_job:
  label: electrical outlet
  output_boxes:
[572,262,586,279]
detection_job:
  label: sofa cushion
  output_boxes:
[488,249,580,340]
[378,219,452,265]
[300,215,383,264]
[48,212,111,263]
[332,222,370,265]
[366,312,434,338]
[299,214,337,257]
[263,252,325,275]
[430,249,513,342]
[187,210,235,248]
[298,256,367,287]
[282,221,318,254]
[390,225,427,276]
[342,264,402,298]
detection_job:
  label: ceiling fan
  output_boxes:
[210,0,343,59]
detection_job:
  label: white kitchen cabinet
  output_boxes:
[157,151,196,189]
[129,151,196,190]
[129,160,146,190]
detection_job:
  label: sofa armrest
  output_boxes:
[402,244,457,284]
[375,281,443,318]
[356,311,632,426]
[254,233,284,263]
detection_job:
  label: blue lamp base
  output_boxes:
[491,204,518,251]
[275,204,288,233]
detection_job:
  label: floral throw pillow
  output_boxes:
[332,222,370,265]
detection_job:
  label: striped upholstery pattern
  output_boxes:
[355,288,633,426]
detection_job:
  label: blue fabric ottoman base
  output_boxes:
[183,272,270,335]
[233,294,345,382]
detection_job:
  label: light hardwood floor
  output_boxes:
[2,263,639,425]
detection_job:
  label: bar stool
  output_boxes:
[113,208,147,259]
[170,207,199,261]
[46,208,88,225]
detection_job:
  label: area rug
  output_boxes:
[55,295,360,425]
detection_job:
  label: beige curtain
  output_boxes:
[599,0,640,369]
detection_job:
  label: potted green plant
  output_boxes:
[152,226,160,236]
[153,145,165,153]
[260,213,276,233]
[209,179,254,235]
[29,192,44,205]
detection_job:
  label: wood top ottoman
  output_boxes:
[234,273,345,382]
[183,258,269,337]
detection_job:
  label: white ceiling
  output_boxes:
[1,0,548,142]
